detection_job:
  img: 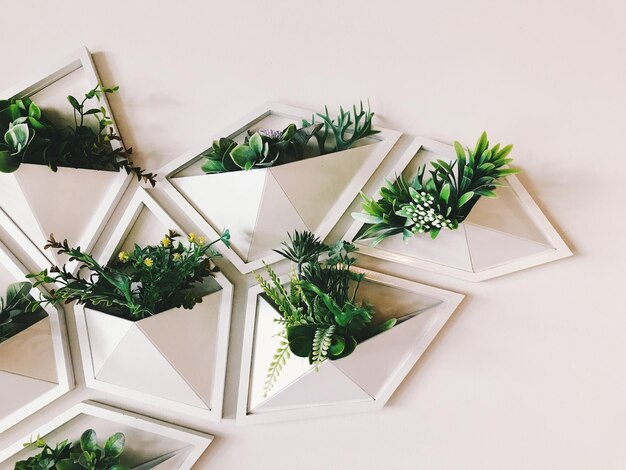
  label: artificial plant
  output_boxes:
[0,85,156,186]
[28,230,230,321]
[201,102,379,173]
[15,429,128,470]
[352,132,520,244]
[256,231,396,396]
[0,282,47,345]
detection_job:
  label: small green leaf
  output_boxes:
[440,183,450,203]
[104,432,125,458]
[28,102,41,119]
[67,95,82,111]
[289,336,312,357]
[0,149,21,173]
[458,191,474,207]
[248,132,263,154]
[80,429,98,452]
[351,212,383,224]
[229,144,257,169]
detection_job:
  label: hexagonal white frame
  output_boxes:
[0,401,213,469]
[0,46,132,272]
[157,102,402,274]
[74,188,233,422]
[344,136,573,281]
[236,267,464,424]
[0,209,73,433]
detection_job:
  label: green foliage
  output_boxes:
[255,231,396,396]
[0,86,156,186]
[28,230,230,321]
[201,102,378,174]
[15,429,129,470]
[304,101,379,154]
[0,282,47,344]
[352,132,520,244]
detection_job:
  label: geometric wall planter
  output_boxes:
[236,267,464,424]
[0,47,131,271]
[158,102,402,274]
[0,209,73,433]
[74,188,233,422]
[0,401,213,469]
[345,137,573,282]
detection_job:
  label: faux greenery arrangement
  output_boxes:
[15,429,128,470]
[201,102,379,173]
[352,132,519,244]
[256,231,396,396]
[0,282,47,345]
[0,85,156,186]
[28,230,230,321]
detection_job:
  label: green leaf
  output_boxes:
[458,191,474,207]
[289,336,312,357]
[440,183,451,203]
[28,102,41,119]
[80,429,98,452]
[229,144,258,169]
[329,335,345,357]
[0,149,21,173]
[248,132,263,154]
[201,159,226,174]
[67,95,82,111]
[351,212,383,224]
[5,123,30,153]
[104,432,125,458]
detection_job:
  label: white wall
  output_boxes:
[1,0,625,468]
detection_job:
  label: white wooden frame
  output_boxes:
[0,46,132,272]
[0,209,73,433]
[158,102,402,274]
[0,401,213,469]
[344,136,573,281]
[236,267,464,424]
[74,188,233,422]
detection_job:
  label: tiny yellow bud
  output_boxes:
[173,253,182,261]
[161,237,171,247]
[143,257,154,267]
[188,233,197,243]
[118,251,130,263]
[197,236,206,246]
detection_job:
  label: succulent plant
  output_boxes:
[0,281,46,344]
[201,122,322,173]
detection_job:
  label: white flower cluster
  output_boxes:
[402,191,453,233]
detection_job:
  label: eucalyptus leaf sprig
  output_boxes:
[256,231,396,396]
[352,132,520,245]
[28,230,230,321]
[201,102,378,174]
[15,429,128,470]
[0,85,157,186]
[0,282,47,344]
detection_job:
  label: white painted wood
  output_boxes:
[344,136,573,281]
[0,402,212,470]
[0,212,73,433]
[0,46,131,273]
[237,267,464,424]
[74,187,233,422]
[158,102,402,273]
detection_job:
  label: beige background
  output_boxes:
[0,0,625,468]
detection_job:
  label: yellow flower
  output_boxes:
[197,236,206,246]
[143,257,154,267]
[188,233,197,243]
[118,251,130,263]
[173,253,182,261]
[161,236,171,247]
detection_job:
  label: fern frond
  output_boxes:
[263,337,291,397]
[311,325,335,369]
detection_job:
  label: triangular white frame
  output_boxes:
[157,102,402,274]
[344,136,573,281]
[0,209,73,432]
[73,188,233,422]
[236,267,464,424]
[0,401,212,469]
[0,46,132,272]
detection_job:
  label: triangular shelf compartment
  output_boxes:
[158,102,402,274]
[344,136,573,281]
[236,267,464,424]
[73,188,233,422]
[0,401,212,470]
[0,46,132,272]
[0,209,73,433]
